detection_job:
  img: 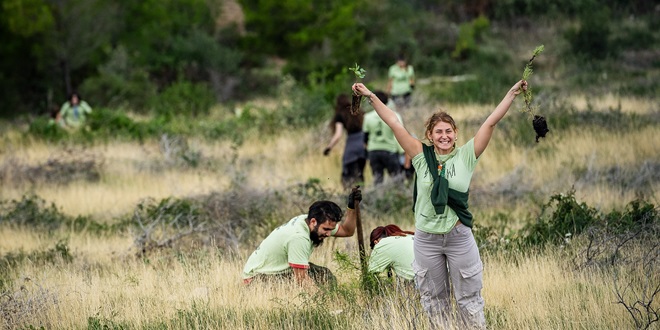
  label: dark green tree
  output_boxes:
[0,0,119,115]
[239,0,366,81]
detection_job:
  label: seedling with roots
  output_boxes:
[348,63,366,115]
[520,45,549,142]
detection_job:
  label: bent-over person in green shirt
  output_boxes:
[243,188,361,288]
[368,224,415,281]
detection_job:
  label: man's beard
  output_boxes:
[310,228,325,247]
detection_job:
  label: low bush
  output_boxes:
[520,189,600,247]
[519,189,657,249]
[26,117,67,142]
[86,108,159,142]
[0,194,127,234]
[151,81,215,119]
[564,8,612,61]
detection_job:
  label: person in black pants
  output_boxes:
[363,91,405,185]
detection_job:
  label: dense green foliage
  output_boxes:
[2,0,657,122]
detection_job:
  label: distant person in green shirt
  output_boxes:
[58,92,92,129]
[242,188,362,288]
[386,55,415,110]
[368,224,415,281]
[363,91,406,185]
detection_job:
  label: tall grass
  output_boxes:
[0,233,646,329]
[0,89,657,329]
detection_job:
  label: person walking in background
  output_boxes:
[243,188,362,288]
[386,55,415,110]
[353,79,528,329]
[323,94,367,189]
[362,91,405,185]
[58,92,92,129]
[368,224,415,282]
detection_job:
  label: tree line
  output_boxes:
[0,0,654,118]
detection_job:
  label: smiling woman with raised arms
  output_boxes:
[352,79,527,329]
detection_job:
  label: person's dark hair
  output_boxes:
[307,201,343,225]
[68,92,81,103]
[369,224,414,249]
[49,105,60,119]
[331,94,363,133]
[374,90,388,105]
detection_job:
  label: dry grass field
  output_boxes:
[0,92,658,329]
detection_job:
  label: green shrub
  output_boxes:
[86,108,157,142]
[204,76,332,142]
[521,189,600,247]
[519,190,657,248]
[26,117,67,142]
[610,19,657,52]
[603,198,657,234]
[425,45,515,104]
[278,75,333,128]
[151,80,215,119]
[564,8,612,60]
[0,194,72,230]
[452,15,490,60]
[0,194,125,234]
[87,315,129,330]
[80,46,157,113]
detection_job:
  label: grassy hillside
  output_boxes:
[1,20,658,329]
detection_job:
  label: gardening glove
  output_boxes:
[347,186,362,209]
[323,147,331,156]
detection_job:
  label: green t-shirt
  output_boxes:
[362,109,404,154]
[411,138,478,234]
[368,235,415,280]
[388,64,415,96]
[242,215,339,279]
[60,100,92,128]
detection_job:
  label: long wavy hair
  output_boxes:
[369,224,414,250]
[330,94,363,133]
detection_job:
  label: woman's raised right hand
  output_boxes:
[352,83,371,97]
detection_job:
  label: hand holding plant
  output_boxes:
[520,45,549,142]
[348,63,366,115]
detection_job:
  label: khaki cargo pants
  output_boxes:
[413,223,486,329]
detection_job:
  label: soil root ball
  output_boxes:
[533,115,550,143]
[351,94,362,115]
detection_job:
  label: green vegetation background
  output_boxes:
[1,0,657,125]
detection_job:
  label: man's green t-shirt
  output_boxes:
[388,64,415,96]
[368,235,415,280]
[363,109,404,154]
[412,138,478,234]
[242,215,339,279]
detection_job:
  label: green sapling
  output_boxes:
[520,45,549,142]
[348,63,366,115]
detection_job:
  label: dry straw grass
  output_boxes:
[0,231,642,329]
[0,93,657,329]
